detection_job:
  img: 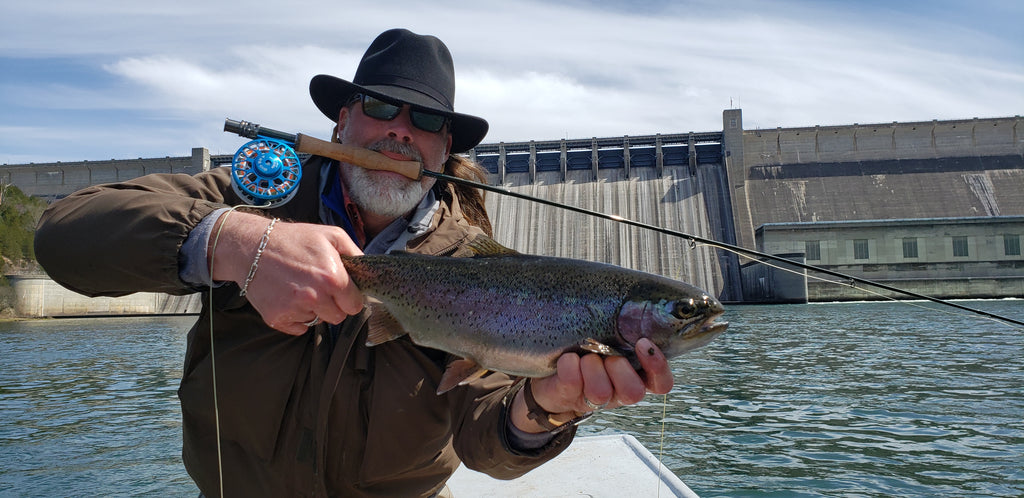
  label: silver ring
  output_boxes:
[584,397,607,411]
[303,316,322,327]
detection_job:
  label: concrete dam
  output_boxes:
[472,132,738,301]
[4,109,1022,317]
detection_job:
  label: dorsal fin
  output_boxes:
[466,234,520,257]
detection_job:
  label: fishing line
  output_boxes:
[699,241,1024,330]
[207,210,230,498]
[206,203,275,498]
[207,207,238,498]
[657,392,669,498]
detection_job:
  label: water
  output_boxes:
[0,317,197,497]
[1,302,1022,497]
[584,300,1024,497]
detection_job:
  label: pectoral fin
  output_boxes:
[437,358,490,394]
[580,338,625,356]
[364,300,408,346]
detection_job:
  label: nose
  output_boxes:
[385,106,416,143]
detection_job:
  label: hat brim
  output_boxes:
[310,74,488,153]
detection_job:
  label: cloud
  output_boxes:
[101,45,348,126]
[1,0,1021,164]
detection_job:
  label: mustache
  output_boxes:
[367,139,423,163]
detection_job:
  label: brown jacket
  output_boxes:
[35,156,574,497]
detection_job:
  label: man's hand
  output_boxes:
[209,211,365,334]
[510,338,674,433]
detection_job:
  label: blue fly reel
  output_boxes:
[230,138,301,207]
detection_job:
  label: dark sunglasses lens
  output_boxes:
[359,94,447,133]
[361,96,401,120]
[411,111,447,133]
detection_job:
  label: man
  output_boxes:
[35,29,673,497]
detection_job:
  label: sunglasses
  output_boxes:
[349,93,450,133]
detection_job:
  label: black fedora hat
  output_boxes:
[310,28,488,153]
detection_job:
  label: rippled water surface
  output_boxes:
[0,316,197,496]
[586,300,1024,497]
[2,301,1022,497]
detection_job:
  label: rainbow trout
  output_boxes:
[344,236,728,393]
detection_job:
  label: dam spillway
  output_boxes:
[473,133,740,302]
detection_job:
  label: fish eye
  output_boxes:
[672,298,697,319]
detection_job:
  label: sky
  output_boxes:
[2,0,1021,165]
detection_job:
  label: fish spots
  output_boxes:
[342,248,724,377]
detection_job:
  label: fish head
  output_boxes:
[617,285,729,359]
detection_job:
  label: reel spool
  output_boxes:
[230,138,302,207]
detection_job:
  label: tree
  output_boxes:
[0,184,46,266]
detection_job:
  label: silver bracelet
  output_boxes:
[239,217,279,297]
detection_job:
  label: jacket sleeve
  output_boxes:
[34,170,236,297]
[448,372,577,480]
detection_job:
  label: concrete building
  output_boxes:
[722,110,1024,302]
[755,216,1024,301]
[723,111,1024,248]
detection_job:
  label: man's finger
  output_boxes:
[605,356,646,406]
[580,354,613,409]
[635,338,673,394]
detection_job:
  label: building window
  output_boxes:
[902,238,919,259]
[805,240,821,261]
[854,239,869,260]
[952,236,969,257]
[1006,234,1021,256]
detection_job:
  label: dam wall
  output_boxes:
[10,275,201,318]
[473,132,740,302]
[0,148,210,199]
[482,164,737,303]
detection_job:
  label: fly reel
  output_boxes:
[230,138,302,207]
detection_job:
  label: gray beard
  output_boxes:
[340,139,438,218]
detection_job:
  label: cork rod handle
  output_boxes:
[294,134,423,180]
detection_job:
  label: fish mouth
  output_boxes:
[667,312,728,357]
[699,313,729,336]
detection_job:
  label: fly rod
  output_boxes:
[224,118,1024,328]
